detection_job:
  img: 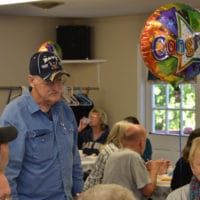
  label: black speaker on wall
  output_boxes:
[56,25,91,59]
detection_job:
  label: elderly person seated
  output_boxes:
[78,184,136,200]
[170,128,200,191]
[167,137,200,200]
[0,126,17,200]
[103,124,170,200]
[84,120,135,190]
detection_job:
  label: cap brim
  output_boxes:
[0,126,18,144]
[49,70,70,82]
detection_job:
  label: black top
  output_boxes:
[171,157,193,190]
[0,126,18,143]
[78,125,110,156]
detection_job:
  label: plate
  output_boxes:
[157,175,172,187]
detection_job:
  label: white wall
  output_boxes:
[0,14,186,166]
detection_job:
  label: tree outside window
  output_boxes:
[151,83,196,135]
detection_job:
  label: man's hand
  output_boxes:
[0,144,9,172]
[0,173,11,200]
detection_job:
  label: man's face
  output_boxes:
[29,75,66,106]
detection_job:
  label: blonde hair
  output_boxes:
[188,137,200,166]
[79,184,136,200]
[106,120,133,148]
[182,128,200,161]
[89,107,108,129]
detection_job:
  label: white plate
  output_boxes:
[157,175,171,187]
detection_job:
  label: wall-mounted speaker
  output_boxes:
[56,25,91,60]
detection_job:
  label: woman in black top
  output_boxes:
[78,107,109,156]
[171,128,200,190]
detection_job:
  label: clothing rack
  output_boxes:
[0,86,99,104]
[0,86,23,104]
[65,86,99,90]
[64,86,99,96]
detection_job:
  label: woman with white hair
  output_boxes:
[78,184,136,200]
[167,136,200,200]
[83,120,133,190]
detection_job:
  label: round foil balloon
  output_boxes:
[140,3,200,88]
[38,40,63,59]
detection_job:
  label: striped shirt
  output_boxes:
[83,143,119,191]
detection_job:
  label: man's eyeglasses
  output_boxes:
[44,78,66,86]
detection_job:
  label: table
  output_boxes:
[81,156,97,172]
[151,174,172,200]
[79,150,97,172]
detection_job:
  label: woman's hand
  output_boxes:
[78,117,90,132]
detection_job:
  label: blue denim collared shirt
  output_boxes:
[0,90,83,200]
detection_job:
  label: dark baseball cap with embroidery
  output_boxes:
[29,51,70,81]
[0,126,18,144]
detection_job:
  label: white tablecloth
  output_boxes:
[81,155,97,172]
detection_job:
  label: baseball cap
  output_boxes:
[0,126,18,144]
[29,51,70,81]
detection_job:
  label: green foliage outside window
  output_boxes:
[152,83,195,135]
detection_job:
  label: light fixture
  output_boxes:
[0,0,41,5]
[31,1,64,9]
[0,0,65,9]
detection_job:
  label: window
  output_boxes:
[150,82,196,136]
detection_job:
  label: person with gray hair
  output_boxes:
[103,124,166,200]
[0,51,83,200]
[83,120,132,191]
[0,126,17,200]
[167,137,200,200]
[79,184,136,200]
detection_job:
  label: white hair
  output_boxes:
[78,184,136,200]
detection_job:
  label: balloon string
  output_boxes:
[179,128,182,158]
[179,112,182,158]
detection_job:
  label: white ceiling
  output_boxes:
[0,0,199,18]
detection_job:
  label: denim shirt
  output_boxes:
[0,90,83,200]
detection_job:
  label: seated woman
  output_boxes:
[78,107,109,156]
[167,137,200,200]
[79,184,136,200]
[171,128,200,190]
[84,120,133,191]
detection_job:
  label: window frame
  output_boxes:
[136,44,200,137]
[150,82,196,136]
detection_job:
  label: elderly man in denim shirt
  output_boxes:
[0,51,83,200]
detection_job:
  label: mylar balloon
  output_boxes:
[38,40,63,59]
[140,3,200,88]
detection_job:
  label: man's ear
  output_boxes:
[138,138,143,148]
[28,75,35,88]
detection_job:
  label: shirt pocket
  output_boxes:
[59,121,75,149]
[26,129,54,162]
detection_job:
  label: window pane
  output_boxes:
[183,111,195,134]
[154,109,166,134]
[168,85,180,109]
[182,84,195,108]
[169,110,180,134]
[153,84,166,107]
[151,82,196,136]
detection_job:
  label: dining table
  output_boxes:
[151,174,172,200]
[79,150,97,172]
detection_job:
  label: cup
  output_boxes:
[83,117,90,124]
